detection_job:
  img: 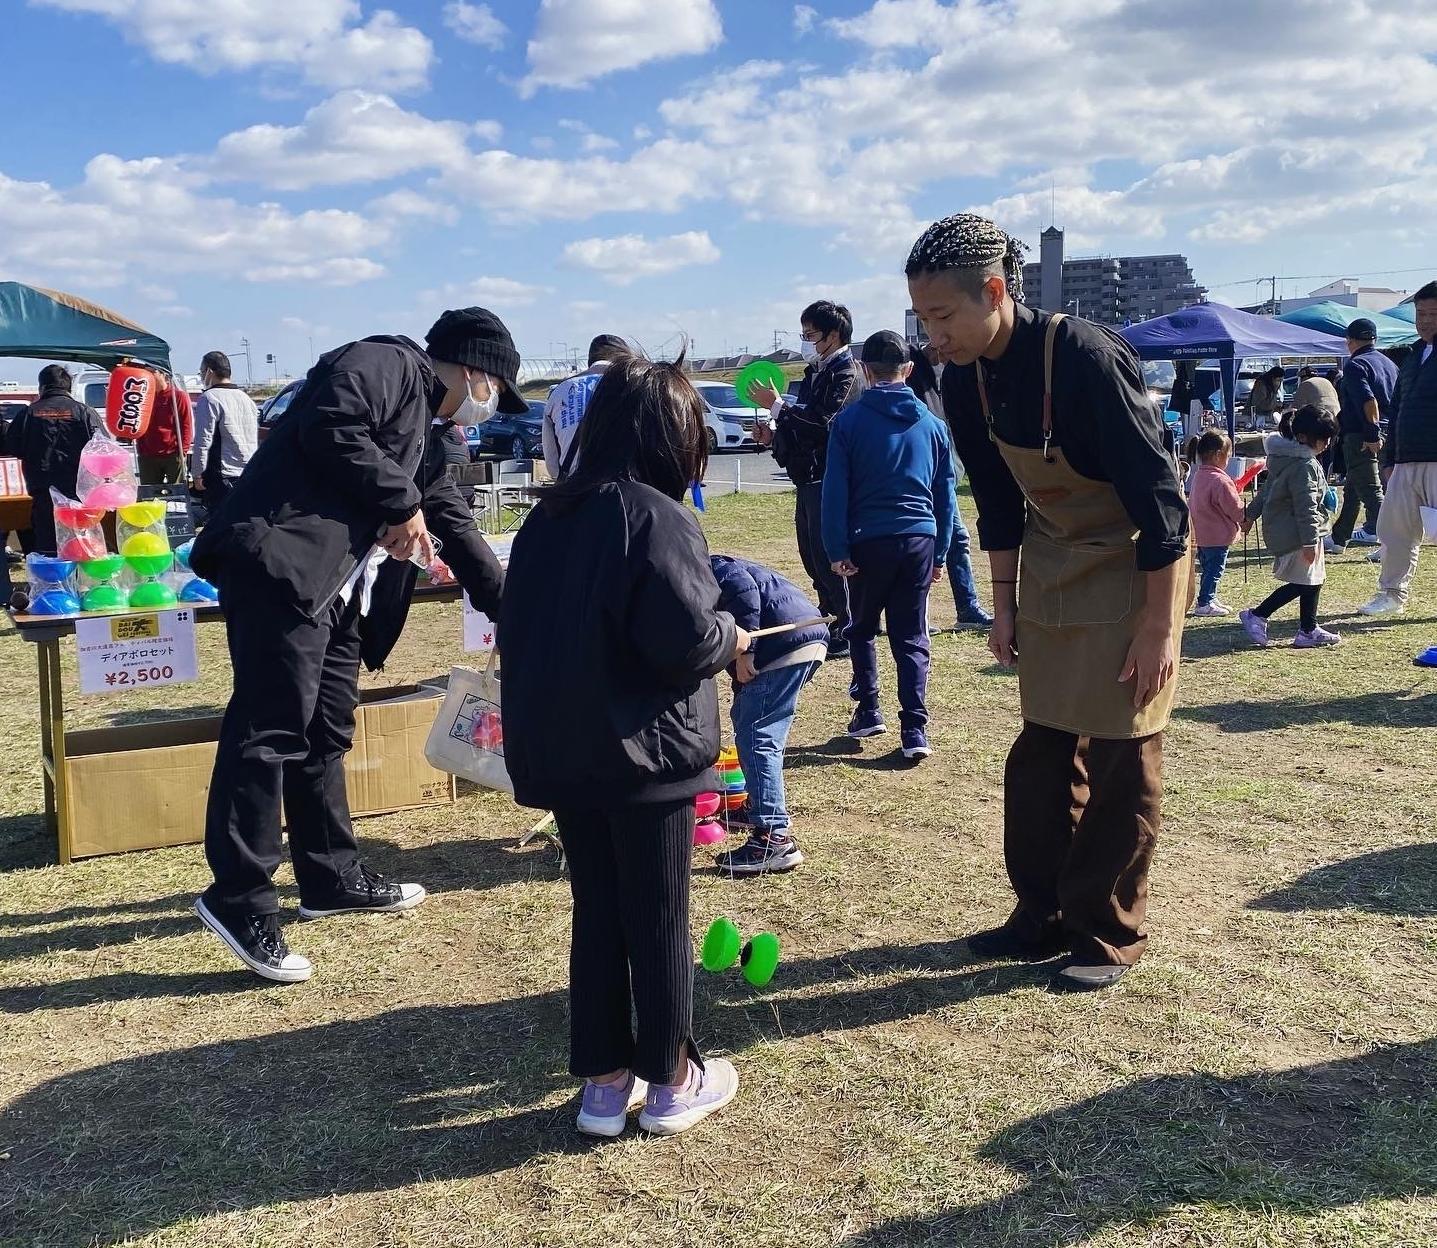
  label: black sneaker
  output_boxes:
[967,923,1067,963]
[716,832,805,876]
[195,897,312,983]
[847,706,887,738]
[298,863,426,920]
[825,641,851,662]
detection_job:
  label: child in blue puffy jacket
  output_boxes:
[710,554,828,875]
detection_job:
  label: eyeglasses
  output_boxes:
[800,329,825,343]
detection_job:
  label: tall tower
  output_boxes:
[1039,226,1064,313]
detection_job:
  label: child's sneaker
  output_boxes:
[639,1059,739,1137]
[1350,527,1381,546]
[716,831,804,876]
[847,706,887,738]
[1192,602,1230,617]
[1238,608,1271,647]
[1293,626,1341,648]
[901,728,932,760]
[576,1073,648,1138]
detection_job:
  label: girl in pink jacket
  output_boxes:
[1188,431,1245,616]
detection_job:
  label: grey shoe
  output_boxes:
[1051,962,1129,992]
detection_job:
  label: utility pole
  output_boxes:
[237,337,253,387]
[308,336,314,366]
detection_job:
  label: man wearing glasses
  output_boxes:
[748,301,863,659]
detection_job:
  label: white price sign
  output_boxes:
[462,592,496,653]
[75,609,199,695]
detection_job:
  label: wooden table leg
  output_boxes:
[37,641,55,841]
[37,639,72,864]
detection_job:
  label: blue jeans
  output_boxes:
[946,504,984,619]
[1197,546,1229,607]
[730,659,820,836]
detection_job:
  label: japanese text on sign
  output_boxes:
[75,609,200,695]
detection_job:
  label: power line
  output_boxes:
[1205,264,1435,291]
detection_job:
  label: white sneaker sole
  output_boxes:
[847,724,887,739]
[902,746,933,760]
[298,884,427,921]
[576,1080,648,1138]
[195,898,312,984]
[639,1062,739,1136]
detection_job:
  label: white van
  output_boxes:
[692,381,759,452]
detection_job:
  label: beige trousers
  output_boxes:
[1377,462,1437,600]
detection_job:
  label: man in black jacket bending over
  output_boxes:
[190,307,516,983]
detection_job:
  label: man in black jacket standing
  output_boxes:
[748,301,861,658]
[4,365,101,554]
[190,308,517,983]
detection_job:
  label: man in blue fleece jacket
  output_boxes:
[822,329,957,760]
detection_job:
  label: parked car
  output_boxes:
[256,380,303,441]
[467,399,545,461]
[691,381,758,452]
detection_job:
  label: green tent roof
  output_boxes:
[0,281,171,372]
[1275,300,1417,349]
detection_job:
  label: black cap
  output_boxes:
[1347,317,1378,342]
[425,306,527,413]
[860,329,909,366]
[588,333,627,362]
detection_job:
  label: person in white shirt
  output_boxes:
[190,350,260,510]
[541,334,627,478]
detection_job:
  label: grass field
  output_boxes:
[2,488,1436,1248]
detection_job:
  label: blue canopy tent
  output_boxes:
[1275,300,1417,349]
[1120,303,1345,436]
[1383,302,1416,325]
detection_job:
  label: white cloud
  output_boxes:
[562,231,721,285]
[423,277,553,309]
[368,188,459,225]
[445,139,714,221]
[0,154,389,289]
[521,0,723,94]
[209,91,475,190]
[793,4,818,34]
[443,1,506,49]
[30,0,434,91]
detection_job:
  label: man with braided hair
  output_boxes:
[908,213,1191,991]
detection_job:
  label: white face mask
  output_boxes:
[452,370,499,423]
[800,339,820,362]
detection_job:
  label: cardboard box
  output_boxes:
[62,685,455,860]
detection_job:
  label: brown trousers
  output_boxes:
[1002,721,1162,966]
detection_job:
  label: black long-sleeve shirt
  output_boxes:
[940,303,1189,571]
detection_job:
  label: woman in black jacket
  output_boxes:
[500,354,751,1139]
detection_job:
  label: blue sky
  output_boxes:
[1,0,1434,384]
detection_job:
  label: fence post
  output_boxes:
[734,458,742,495]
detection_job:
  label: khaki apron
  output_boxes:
[976,315,1192,740]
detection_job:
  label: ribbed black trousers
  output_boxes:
[553,799,702,1085]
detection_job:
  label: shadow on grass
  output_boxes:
[1248,843,1437,917]
[0,812,54,872]
[0,942,1044,1243]
[786,736,922,773]
[840,1038,1437,1246]
[1174,689,1437,733]
[0,834,557,965]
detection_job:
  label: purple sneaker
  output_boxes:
[638,1058,739,1136]
[1293,626,1341,648]
[1238,608,1270,648]
[576,1073,648,1138]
